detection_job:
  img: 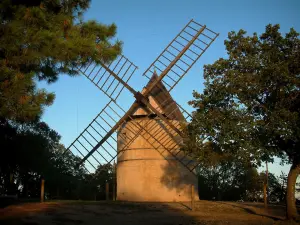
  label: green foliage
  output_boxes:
[76,164,114,200]
[197,159,262,201]
[0,0,121,201]
[0,118,60,195]
[0,117,115,200]
[187,24,299,166]
[0,0,122,121]
[262,172,287,203]
[187,24,300,219]
[197,160,291,203]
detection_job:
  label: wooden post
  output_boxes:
[112,182,116,201]
[264,161,268,209]
[112,161,116,201]
[105,182,109,201]
[41,179,45,203]
[263,183,267,209]
[265,161,269,204]
[8,173,13,195]
[191,184,195,211]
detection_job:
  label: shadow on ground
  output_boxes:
[0,201,298,225]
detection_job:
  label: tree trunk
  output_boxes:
[286,161,300,220]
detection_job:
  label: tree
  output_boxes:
[197,161,287,203]
[259,171,285,203]
[0,0,121,122]
[43,144,87,199]
[0,117,90,199]
[187,24,300,220]
[94,164,114,199]
[0,118,60,196]
[197,159,262,201]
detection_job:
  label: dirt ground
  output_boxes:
[0,201,299,225]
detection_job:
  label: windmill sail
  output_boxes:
[68,73,199,173]
[143,19,218,92]
[67,20,218,175]
[66,100,138,173]
[78,55,137,101]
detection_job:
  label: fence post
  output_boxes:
[191,184,195,211]
[112,161,116,201]
[106,182,109,201]
[41,179,45,202]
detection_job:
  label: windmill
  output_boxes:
[65,19,218,201]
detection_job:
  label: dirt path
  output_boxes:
[0,201,297,225]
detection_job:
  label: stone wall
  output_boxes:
[117,117,198,202]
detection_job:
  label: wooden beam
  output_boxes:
[99,62,137,96]
[41,179,45,203]
[92,64,183,138]
[77,102,139,165]
[143,19,193,78]
[143,25,206,97]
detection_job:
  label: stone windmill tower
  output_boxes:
[65,20,218,201]
[117,73,198,201]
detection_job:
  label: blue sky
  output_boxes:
[39,0,300,176]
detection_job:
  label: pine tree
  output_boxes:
[0,0,122,121]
